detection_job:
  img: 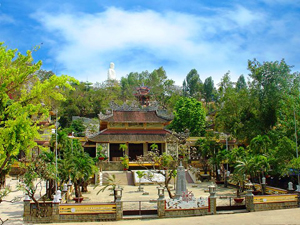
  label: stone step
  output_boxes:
[217,209,248,214]
[103,171,133,185]
[123,215,158,220]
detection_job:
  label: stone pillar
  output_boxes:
[157,199,165,218]
[208,196,216,215]
[245,189,254,212]
[51,202,60,222]
[175,161,186,198]
[157,187,165,218]
[143,143,148,156]
[115,187,123,220]
[208,184,216,214]
[23,200,31,222]
[262,177,267,195]
[115,201,123,220]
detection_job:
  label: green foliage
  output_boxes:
[119,144,128,153]
[19,152,57,203]
[203,76,215,103]
[96,174,120,202]
[69,150,98,197]
[0,187,10,201]
[70,119,86,137]
[249,135,271,154]
[0,43,77,180]
[170,97,206,136]
[183,69,203,98]
[236,75,247,91]
[229,172,246,198]
[160,153,174,168]
[120,155,129,169]
[150,143,158,151]
[136,171,146,179]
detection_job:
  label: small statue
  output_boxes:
[107,62,116,80]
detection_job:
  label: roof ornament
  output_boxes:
[108,101,159,111]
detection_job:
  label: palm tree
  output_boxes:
[119,144,128,155]
[69,151,98,199]
[250,135,271,154]
[229,171,246,198]
[97,174,119,202]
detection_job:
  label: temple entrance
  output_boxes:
[109,144,124,161]
[129,144,143,161]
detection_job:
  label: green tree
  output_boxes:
[70,119,86,137]
[170,97,206,136]
[248,59,294,132]
[203,76,214,103]
[236,75,247,91]
[35,69,55,82]
[183,69,202,98]
[18,153,57,215]
[69,150,98,198]
[0,43,76,186]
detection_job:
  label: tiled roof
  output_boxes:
[102,111,171,123]
[102,129,170,134]
[88,129,170,142]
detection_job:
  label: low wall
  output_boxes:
[24,201,118,223]
[165,207,209,217]
[101,161,123,171]
[246,194,298,212]
[254,184,288,194]
[58,203,116,222]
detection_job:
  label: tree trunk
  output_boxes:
[0,154,10,175]
[81,182,88,193]
[0,173,6,190]
[165,170,174,199]
[46,179,55,200]
[74,183,81,198]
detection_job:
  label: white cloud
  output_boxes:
[32,5,298,85]
[261,0,300,5]
[0,13,15,24]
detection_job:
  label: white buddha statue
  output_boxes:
[107,62,116,80]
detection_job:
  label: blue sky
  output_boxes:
[1,0,300,85]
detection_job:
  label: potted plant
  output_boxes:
[136,171,146,191]
[229,172,245,204]
[97,145,107,160]
[119,143,128,155]
[120,155,129,170]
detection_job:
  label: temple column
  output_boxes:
[143,143,148,156]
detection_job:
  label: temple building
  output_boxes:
[88,86,175,161]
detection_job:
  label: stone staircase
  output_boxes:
[102,171,132,185]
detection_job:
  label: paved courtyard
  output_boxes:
[1,175,299,225]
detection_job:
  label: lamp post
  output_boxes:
[293,109,300,185]
[71,131,74,154]
[52,110,59,191]
[224,135,229,188]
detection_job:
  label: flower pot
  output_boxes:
[98,157,105,160]
[178,155,184,159]
[252,191,260,195]
[73,197,84,203]
[234,198,244,204]
[123,168,128,171]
